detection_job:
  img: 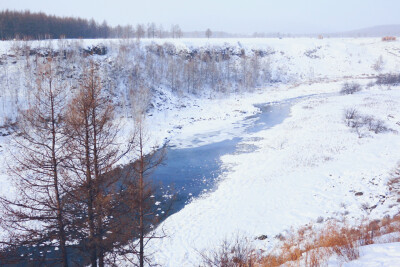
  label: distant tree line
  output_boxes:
[118,41,273,97]
[0,10,185,40]
[0,10,110,39]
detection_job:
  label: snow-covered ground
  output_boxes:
[138,81,400,266]
[328,242,400,266]
[1,38,400,265]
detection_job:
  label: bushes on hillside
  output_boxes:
[343,108,390,138]
[340,82,362,95]
[376,73,400,86]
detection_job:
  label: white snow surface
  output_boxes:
[1,38,400,265]
[328,242,400,267]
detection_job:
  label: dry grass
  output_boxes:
[258,215,400,267]
[201,215,400,267]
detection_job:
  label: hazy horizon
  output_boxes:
[1,0,400,34]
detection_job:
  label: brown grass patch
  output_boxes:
[258,215,400,267]
[200,215,400,267]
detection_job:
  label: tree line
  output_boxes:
[0,40,276,127]
[0,10,184,40]
[0,57,169,266]
[114,41,273,102]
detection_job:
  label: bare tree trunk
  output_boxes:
[84,111,97,267]
[91,68,104,267]
[122,117,169,266]
[50,84,68,267]
[139,129,145,267]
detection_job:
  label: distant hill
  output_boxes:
[330,24,400,37]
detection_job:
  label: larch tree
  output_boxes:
[63,62,131,267]
[113,88,171,267]
[119,117,169,267]
[0,57,70,266]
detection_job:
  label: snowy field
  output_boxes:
[1,37,400,265]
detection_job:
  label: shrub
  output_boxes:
[340,82,362,95]
[372,55,385,72]
[382,36,396,42]
[304,48,320,59]
[318,223,360,263]
[376,73,400,85]
[368,118,388,134]
[344,108,390,137]
[344,108,359,126]
[199,236,255,267]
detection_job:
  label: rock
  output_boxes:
[257,235,268,240]
[355,192,363,196]
[83,45,107,56]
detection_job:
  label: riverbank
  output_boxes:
[137,81,400,266]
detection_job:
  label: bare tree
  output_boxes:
[171,24,182,39]
[119,117,170,267]
[206,28,212,39]
[0,57,69,266]
[166,57,179,91]
[64,62,130,267]
[372,55,385,72]
[170,24,176,38]
[158,24,164,38]
[136,24,145,40]
[146,23,156,39]
[176,25,183,38]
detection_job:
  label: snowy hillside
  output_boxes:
[1,37,400,266]
[0,37,399,125]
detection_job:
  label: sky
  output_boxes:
[1,0,400,34]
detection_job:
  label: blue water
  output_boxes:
[153,101,292,213]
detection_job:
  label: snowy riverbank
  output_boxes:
[140,81,400,266]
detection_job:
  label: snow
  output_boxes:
[328,242,400,266]
[140,84,400,266]
[1,37,400,265]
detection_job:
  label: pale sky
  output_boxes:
[1,0,399,34]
